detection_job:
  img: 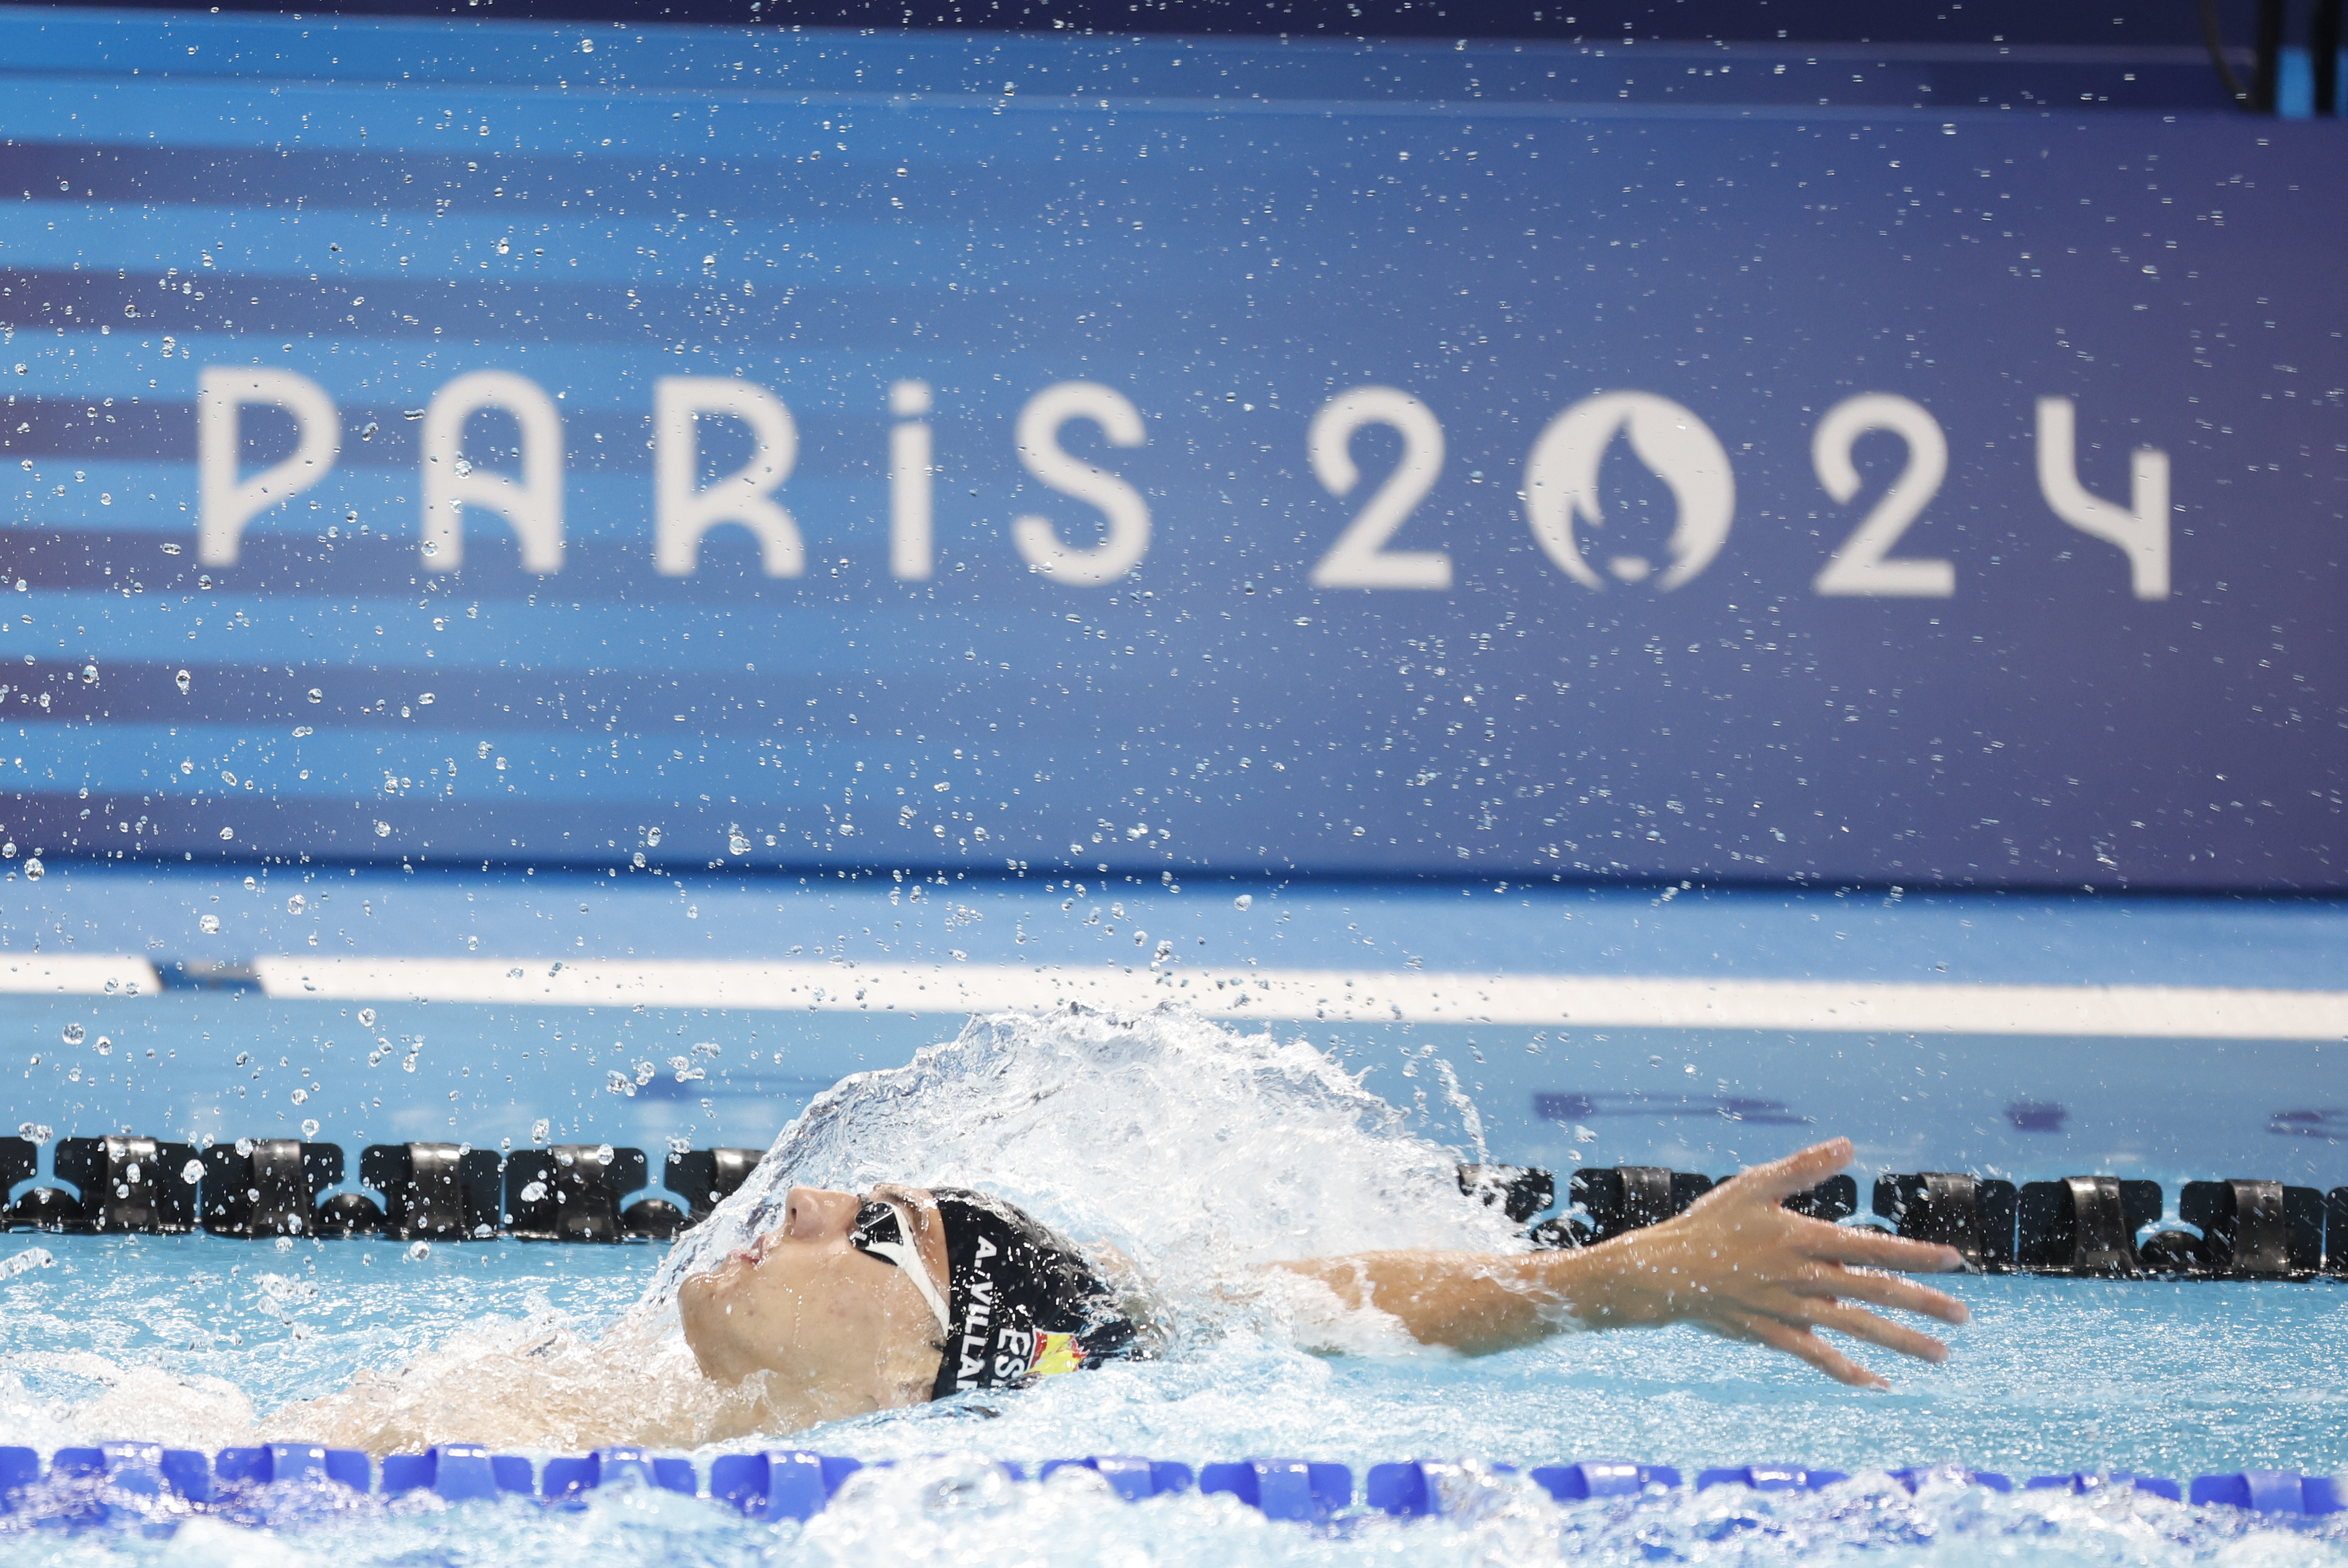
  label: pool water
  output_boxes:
[0,1008,2343,1565]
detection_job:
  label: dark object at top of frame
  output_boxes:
[20,0,2268,49]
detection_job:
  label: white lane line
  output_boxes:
[0,956,159,996]
[247,957,2348,1041]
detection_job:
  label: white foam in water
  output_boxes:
[641,1003,1522,1330]
[0,1005,2344,1566]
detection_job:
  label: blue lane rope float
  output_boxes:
[2029,1472,2185,1502]
[1034,1456,1196,1504]
[1696,1464,1853,1492]
[539,1447,697,1502]
[1196,1459,1354,1523]
[378,1445,533,1500]
[2190,1473,2346,1513]
[0,1446,2338,1525]
[1368,1460,1683,1516]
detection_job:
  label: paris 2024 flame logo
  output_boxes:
[1521,391,1737,591]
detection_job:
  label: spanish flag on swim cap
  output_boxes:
[928,1188,1136,1401]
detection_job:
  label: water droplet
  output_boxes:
[59,1024,84,1045]
[530,1119,550,1144]
[358,1009,376,1028]
[307,688,323,703]
[1233,894,1253,911]
[199,913,220,933]
[17,1123,50,1145]
[174,669,191,695]
[219,827,234,841]
[180,1159,204,1184]
[22,858,43,881]
[405,1241,431,1262]
[300,1119,319,1139]
[234,1137,255,1156]
[93,1037,111,1057]
[728,831,750,856]
[645,827,664,847]
[519,1180,548,1203]
[373,821,391,838]
[287,894,306,914]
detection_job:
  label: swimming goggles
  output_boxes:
[848,1197,952,1334]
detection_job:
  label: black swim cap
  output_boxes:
[929,1188,1135,1401]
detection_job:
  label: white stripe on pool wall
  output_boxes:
[0,956,160,996]
[235,957,2348,1041]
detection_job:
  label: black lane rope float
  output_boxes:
[3,1137,2343,1273]
[1461,1162,2347,1281]
[0,1135,764,1241]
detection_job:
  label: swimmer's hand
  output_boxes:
[1569,1137,1968,1388]
[1268,1138,1966,1389]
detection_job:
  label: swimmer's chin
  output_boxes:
[260,1316,798,1457]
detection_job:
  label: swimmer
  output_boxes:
[676,1137,1969,1436]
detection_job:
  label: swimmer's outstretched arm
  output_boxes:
[1269,1138,1967,1389]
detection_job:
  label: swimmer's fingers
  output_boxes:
[1781,1296,1951,1367]
[1807,1223,1966,1277]
[1786,1264,1969,1326]
[1728,1311,1889,1391]
[1731,1138,1856,1204]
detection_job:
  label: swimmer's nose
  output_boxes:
[780,1184,861,1241]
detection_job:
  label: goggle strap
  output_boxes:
[859,1224,952,1335]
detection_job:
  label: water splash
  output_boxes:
[641,1003,1519,1329]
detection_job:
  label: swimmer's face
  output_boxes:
[678,1183,948,1419]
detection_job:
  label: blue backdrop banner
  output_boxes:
[0,12,2340,889]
